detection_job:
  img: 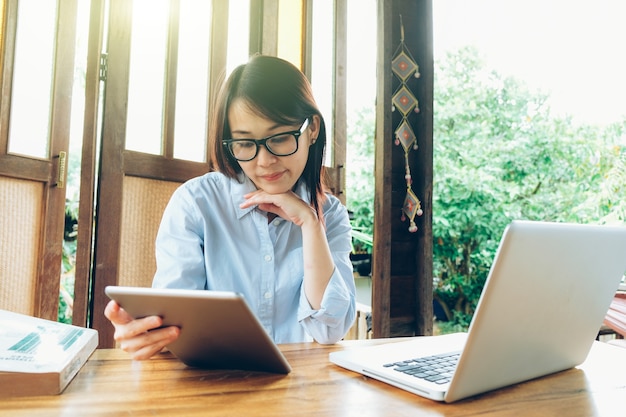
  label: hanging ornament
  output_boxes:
[392,15,423,232]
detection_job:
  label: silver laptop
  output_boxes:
[105,286,291,374]
[330,220,626,402]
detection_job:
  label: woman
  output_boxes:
[105,55,356,360]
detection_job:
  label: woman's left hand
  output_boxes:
[240,190,317,227]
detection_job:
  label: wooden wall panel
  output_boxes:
[0,177,43,315]
[118,176,181,288]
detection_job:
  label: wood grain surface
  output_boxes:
[1,339,625,417]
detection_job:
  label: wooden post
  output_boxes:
[373,0,433,338]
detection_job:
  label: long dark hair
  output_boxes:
[209,55,328,220]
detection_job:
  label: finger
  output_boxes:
[249,193,292,211]
[243,190,263,199]
[241,189,265,204]
[257,202,282,214]
[119,326,180,360]
[113,315,163,342]
[240,193,264,209]
[104,300,134,324]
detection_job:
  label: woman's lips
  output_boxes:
[259,171,285,182]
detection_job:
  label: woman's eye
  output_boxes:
[234,141,255,149]
[269,134,290,145]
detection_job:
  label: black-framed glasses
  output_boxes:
[223,118,310,162]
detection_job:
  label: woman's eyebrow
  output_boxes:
[230,123,291,137]
[229,128,252,136]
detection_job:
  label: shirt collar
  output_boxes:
[232,174,257,220]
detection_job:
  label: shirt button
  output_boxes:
[272,219,281,226]
[264,254,272,262]
[264,292,272,299]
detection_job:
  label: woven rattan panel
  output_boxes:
[118,176,181,288]
[0,176,43,315]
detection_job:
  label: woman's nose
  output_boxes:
[255,145,278,166]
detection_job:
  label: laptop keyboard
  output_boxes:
[384,352,460,385]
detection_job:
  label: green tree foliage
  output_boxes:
[58,144,82,323]
[433,46,626,331]
[346,106,376,253]
[59,200,78,324]
[345,47,625,331]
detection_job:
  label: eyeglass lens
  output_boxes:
[229,133,298,161]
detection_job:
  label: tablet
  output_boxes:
[105,286,291,374]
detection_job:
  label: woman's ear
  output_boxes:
[308,114,321,145]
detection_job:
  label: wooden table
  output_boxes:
[1,338,626,416]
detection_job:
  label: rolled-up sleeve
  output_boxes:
[297,195,356,344]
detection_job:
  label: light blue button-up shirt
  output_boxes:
[153,172,356,344]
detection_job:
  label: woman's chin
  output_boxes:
[253,179,296,195]
[260,185,292,195]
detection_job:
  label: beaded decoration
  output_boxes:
[392,15,423,232]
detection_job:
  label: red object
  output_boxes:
[603,292,626,337]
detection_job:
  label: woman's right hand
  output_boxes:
[104,299,181,360]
